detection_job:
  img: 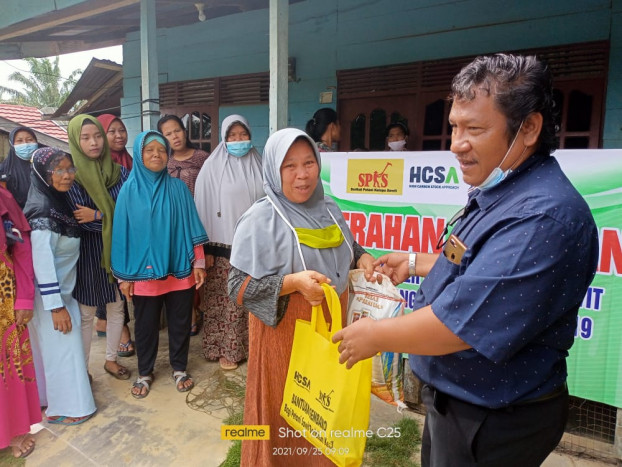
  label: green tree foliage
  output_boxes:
[0,56,81,108]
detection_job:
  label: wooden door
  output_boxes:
[553,79,604,149]
[340,96,418,151]
[419,91,452,151]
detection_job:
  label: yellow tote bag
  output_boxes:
[280,283,372,467]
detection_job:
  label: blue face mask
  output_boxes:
[226,141,252,157]
[14,143,38,161]
[478,166,508,190]
[478,122,524,191]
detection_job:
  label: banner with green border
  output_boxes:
[320,149,621,408]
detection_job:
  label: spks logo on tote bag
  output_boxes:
[280,283,373,467]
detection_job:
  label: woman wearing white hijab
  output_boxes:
[194,114,263,370]
[228,128,375,466]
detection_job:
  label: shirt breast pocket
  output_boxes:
[440,235,471,277]
[443,234,467,265]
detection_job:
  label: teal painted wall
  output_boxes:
[217,106,270,150]
[120,0,621,150]
[336,0,611,67]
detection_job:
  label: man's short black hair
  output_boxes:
[385,122,409,137]
[450,54,558,154]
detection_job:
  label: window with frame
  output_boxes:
[159,72,269,152]
[338,41,608,152]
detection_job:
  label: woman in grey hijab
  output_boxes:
[228,128,375,466]
[194,114,263,370]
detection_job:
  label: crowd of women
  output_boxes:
[0,106,377,463]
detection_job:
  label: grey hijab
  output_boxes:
[194,114,263,245]
[230,128,354,294]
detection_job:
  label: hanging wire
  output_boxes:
[1,60,83,83]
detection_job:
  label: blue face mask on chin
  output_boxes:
[226,141,252,157]
[478,121,524,191]
[14,143,38,161]
[478,166,508,190]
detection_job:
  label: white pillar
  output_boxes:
[140,0,159,130]
[269,0,288,134]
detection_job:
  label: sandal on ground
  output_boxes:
[219,357,238,371]
[96,319,107,337]
[190,309,202,336]
[117,340,136,357]
[132,375,153,399]
[47,413,94,426]
[9,434,35,458]
[104,362,131,380]
[172,371,194,392]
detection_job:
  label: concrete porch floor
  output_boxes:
[18,323,419,466]
[24,325,236,466]
[12,323,610,466]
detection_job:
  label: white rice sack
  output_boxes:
[347,269,406,408]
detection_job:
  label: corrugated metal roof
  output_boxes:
[51,58,123,118]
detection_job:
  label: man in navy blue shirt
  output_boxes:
[334,54,599,466]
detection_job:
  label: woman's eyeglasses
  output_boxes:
[49,168,77,176]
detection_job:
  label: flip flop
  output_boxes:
[47,413,94,426]
[117,340,136,357]
[132,375,153,399]
[104,363,131,380]
[9,434,35,458]
[219,357,238,371]
[190,309,202,336]
[172,371,194,392]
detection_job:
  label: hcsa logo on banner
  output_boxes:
[409,165,460,190]
[347,159,404,195]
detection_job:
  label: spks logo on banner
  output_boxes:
[347,159,404,195]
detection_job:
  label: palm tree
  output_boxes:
[0,56,81,108]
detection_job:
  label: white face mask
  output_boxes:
[388,140,407,151]
[478,122,524,190]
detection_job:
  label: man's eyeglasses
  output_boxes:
[436,207,467,250]
[49,167,77,176]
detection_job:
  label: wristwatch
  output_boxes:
[51,307,64,313]
[408,253,417,277]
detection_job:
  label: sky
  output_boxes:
[0,45,123,94]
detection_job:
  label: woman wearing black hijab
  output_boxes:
[0,127,41,208]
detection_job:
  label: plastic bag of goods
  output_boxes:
[347,269,406,409]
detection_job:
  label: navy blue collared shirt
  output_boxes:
[410,153,599,409]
